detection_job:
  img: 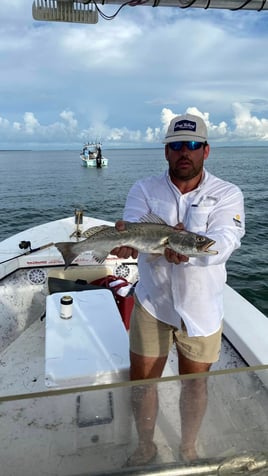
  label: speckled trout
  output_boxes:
[55,214,217,269]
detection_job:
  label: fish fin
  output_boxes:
[55,242,78,269]
[139,213,167,225]
[92,250,110,264]
[82,224,112,238]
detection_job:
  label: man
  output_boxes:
[112,113,245,465]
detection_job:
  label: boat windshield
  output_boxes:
[1,366,268,475]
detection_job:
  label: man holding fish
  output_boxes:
[111,113,245,466]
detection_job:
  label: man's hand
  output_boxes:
[164,222,189,264]
[164,248,189,264]
[110,220,138,259]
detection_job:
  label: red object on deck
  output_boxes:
[90,275,134,330]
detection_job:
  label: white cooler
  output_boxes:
[45,289,131,452]
[45,289,130,388]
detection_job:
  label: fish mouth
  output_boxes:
[201,240,218,255]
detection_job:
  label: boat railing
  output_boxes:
[1,366,268,475]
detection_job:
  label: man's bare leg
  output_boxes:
[178,351,211,462]
[126,351,167,466]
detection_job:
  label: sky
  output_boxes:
[1,1,268,149]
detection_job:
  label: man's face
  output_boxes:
[165,142,210,182]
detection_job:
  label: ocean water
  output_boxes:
[0,147,267,317]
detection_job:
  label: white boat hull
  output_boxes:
[80,142,108,167]
[80,155,109,167]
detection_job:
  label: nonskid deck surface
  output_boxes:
[0,311,245,398]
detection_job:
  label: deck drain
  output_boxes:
[27,268,47,285]
[114,263,130,279]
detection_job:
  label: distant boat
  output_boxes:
[80,142,109,168]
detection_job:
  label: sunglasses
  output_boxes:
[168,141,206,151]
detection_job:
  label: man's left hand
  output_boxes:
[164,222,189,264]
[164,248,189,264]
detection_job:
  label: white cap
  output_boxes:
[163,113,208,144]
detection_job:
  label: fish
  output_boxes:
[55,214,218,269]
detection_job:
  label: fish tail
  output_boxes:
[55,242,78,269]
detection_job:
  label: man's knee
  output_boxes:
[178,351,212,375]
[130,351,167,380]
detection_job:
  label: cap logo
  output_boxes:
[174,120,196,132]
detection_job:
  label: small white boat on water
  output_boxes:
[80,142,109,168]
[1,209,268,475]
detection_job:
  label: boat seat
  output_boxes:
[48,276,113,295]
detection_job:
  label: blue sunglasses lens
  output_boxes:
[169,141,204,151]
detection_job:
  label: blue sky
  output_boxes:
[1,1,268,149]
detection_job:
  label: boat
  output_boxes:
[2,2,267,474]
[1,209,268,475]
[80,142,109,168]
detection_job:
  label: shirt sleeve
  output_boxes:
[123,181,150,222]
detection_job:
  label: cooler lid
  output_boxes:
[45,289,130,389]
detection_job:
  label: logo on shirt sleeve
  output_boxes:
[233,214,242,228]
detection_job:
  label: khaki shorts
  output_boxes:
[129,296,222,363]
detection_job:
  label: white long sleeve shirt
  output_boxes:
[123,169,245,337]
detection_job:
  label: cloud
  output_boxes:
[23,112,40,134]
[61,20,143,72]
[60,110,78,130]
[232,102,268,140]
[0,101,268,148]
[1,2,268,147]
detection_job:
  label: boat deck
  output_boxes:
[1,315,268,475]
[1,214,268,474]
[0,308,246,398]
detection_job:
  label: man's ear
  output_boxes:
[164,144,169,161]
[204,143,210,161]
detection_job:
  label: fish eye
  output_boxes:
[196,236,206,242]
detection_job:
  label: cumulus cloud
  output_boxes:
[232,102,268,140]
[60,110,78,130]
[0,102,267,148]
[1,3,268,147]
[145,126,161,143]
[23,112,40,134]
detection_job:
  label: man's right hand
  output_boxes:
[110,220,138,259]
